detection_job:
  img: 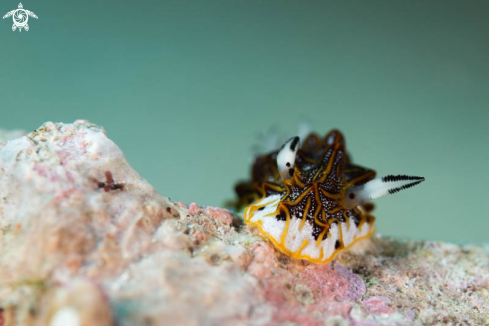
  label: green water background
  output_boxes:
[1,0,488,243]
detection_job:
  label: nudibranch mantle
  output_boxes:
[236,130,424,264]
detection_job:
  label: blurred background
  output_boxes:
[1,0,488,243]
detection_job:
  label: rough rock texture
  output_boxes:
[0,121,487,326]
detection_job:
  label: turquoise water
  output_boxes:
[1,0,488,243]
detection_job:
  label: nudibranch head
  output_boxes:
[234,130,424,264]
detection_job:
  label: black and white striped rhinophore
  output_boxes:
[277,136,300,182]
[343,175,425,208]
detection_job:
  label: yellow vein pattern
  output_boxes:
[239,130,377,264]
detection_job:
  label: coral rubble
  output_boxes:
[0,121,487,325]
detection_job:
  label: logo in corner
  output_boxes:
[3,3,37,32]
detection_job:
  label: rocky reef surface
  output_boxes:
[0,121,487,326]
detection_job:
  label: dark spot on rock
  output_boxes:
[209,254,221,265]
[96,171,125,192]
[278,254,290,266]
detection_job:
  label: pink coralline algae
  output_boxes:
[0,121,487,326]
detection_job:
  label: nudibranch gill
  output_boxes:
[233,130,424,264]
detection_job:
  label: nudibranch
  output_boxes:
[234,130,424,264]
